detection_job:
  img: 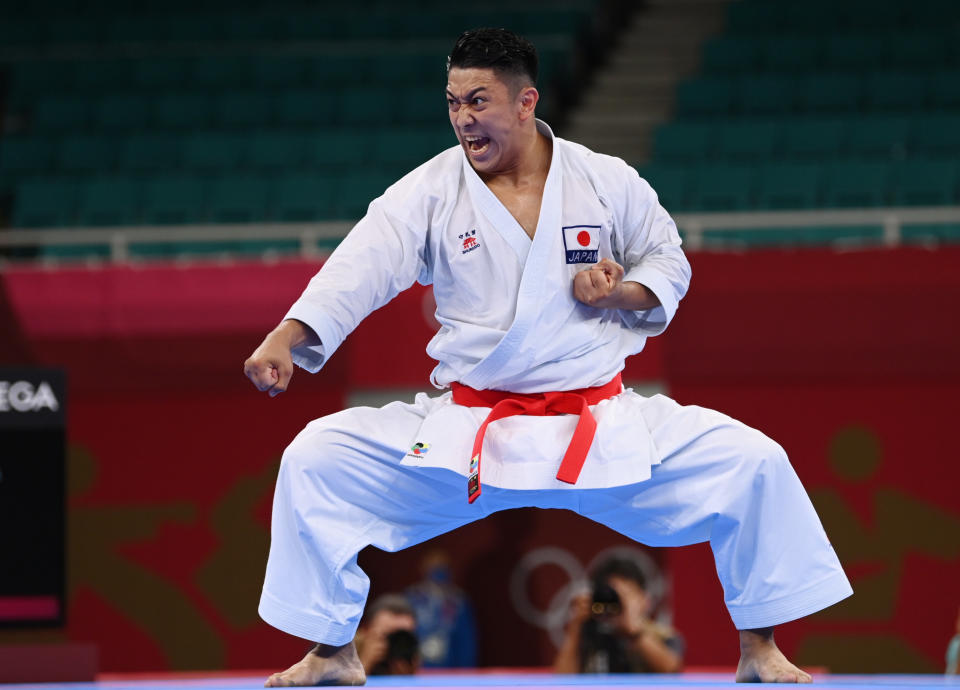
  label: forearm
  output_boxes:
[630,632,682,673]
[607,280,661,311]
[270,318,321,350]
[553,628,582,673]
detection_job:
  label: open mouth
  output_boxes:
[463,135,490,156]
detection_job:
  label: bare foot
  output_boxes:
[736,628,812,683]
[265,642,366,687]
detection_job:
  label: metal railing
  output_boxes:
[1,206,958,265]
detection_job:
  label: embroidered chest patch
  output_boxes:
[459,229,480,254]
[562,225,601,264]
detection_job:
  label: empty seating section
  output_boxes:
[639,0,960,246]
[0,1,594,239]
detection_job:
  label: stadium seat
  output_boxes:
[0,136,58,177]
[56,134,119,173]
[702,37,761,74]
[252,57,310,89]
[213,90,275,129]
[756,162,824,209]
[801,73,862,113]
[652,122,715,162]
[780,118,848,160]
[92,93,153,131]
[33,97,93,132]
[153,92,215,130]
[892,159,958,206]
[141,175,206,225]
[675,77,736,118]
[276,89,338,127]
[76,177,143,226]
[188,56,255,89]
[304,130,371,170]
[760,37,821,73]
[246,131,312,172]
[73,59,135,93]
[864,72,929,112]
[824,35,886,71]
[910,114,960,156]
[335,172,397,219]
[372,128,452,168]
[634,164,689,211]
[738,76,797,116]
[13,179,79,227]
[824,161,892,207]
[206,175,272,223]
[118,133,184,172]
[182,132,246,171]
[132,58,192,90]
[689,164,757,211]
[272,174,338,221]
[890,34,949,70]
[845,117,911,160]
[715,121,780,161]
[929,70,960,110]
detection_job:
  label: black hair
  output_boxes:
[447,28,538,86]
[364,593,416,623]
[591,557,647,591]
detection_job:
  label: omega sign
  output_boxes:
[0,380,60,412]
[0,369,65,429]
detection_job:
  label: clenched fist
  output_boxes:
[244,319,317,397]
[573,258,661,311]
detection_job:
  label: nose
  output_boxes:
[455,106,474,128]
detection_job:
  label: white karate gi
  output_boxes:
[258,121,852,645]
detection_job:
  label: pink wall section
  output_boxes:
[0,248,958,673]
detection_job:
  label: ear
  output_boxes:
[517,86,539,121]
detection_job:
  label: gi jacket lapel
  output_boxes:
[459,121,564,390]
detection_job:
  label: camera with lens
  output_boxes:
[579,581,630,672]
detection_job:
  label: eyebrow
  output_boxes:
[446,87,488,101]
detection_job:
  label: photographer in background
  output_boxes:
[354,594,421,676]
[554,557,683,673]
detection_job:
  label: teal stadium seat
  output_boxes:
[801,73,862,113]
[825,161,892,207]
[189,57,255,90]
[76,177,143,226]
[206,175,271,223]
[652,122,714,162]
[715,121,780,161]
[702,37,761,74]
[154,92,215,130]
[222,10,278,41]
[276,89,337,128]
[781,118,847,160]
[252,57,310,89]
[910,114,960,156]
[13,179,79,227]
[141,175,206,225]
[726,2,785,34]
[33,97,92,132]
[73,59,135,93]
[118,133,184,172]
[372,128,451,168]
[865,72,929,112]
[761,37,821,74]
[182,132,246,172]
[890,34,948,70]
[308,56,372,86]
[845,117,910,160]
[56,135,119,174]
[689,164,757,211]
[246,131,313,172]
[92,93,152,131]
[635,164,688,211]
[0,137,58,178]
[213,90,275,129]
[400,88,450,126]
[305,130,371,171]
[738,76,797,116]
[107,14,173,44]
[272,174,337,221]
[676,77,735,118]
[756,162,824,209]
[824,35,886,71]
[132,58,192,90]
[892,159,958,206]
[930,70,960,110]
[335,172,397,219]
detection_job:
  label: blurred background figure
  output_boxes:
[404,549,478,668]
[354,594,420,676]
[947,606,960,675]
[554,556,683,674]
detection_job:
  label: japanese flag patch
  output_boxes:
[562,225,600,264]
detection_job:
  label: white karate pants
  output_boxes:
[258,393,852,645]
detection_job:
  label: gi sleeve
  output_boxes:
[283,192,430,372]
[615,163,691,335]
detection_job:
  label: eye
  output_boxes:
[472,97,485,105]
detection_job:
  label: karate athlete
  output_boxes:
[244,28,852,686]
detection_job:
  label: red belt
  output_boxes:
[450,374,622,503]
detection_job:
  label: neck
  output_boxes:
[479,124,551,187]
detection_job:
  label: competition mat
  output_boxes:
[2,671,956,690]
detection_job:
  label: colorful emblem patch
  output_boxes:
[410,442,430,455]
[459,229,480,254]
[562,225,600,264]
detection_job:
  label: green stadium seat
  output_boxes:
[702,37,761,74]
[222,10,278,41]
[106,14,173,43]
[760,37,821,73]
[652,122,715,162]
[372,128,452,168]
[911,114,960,156]
[304,130,370,170]
[865,72,929,112]
[246,131,312,171]
[132,58,192,89]
[118,133,184,172]
[168,11,229,42]
[399,88,450,126]
[715,121,780,161]
[825,161,892,207]
[13,179,79,228]
[154,91,215,130]
[189,57,255,89]
[56,134,119,173]
[635,164,689,211]
[892,159,958,206]
[277,11,340,42]
[781,118,847,160]
[756,162,824,209]
[335,171,397,219]
[252,57,310,89]
[206,175,271,223]
[726,2,785,34]
[337,87,391,126]
[801,73,862,113]
[824,35,886,71]
[272,174,337,221]
[388,53,447,84]
[73,59,135,93]
[276,89,338,127]
[675,77,736,118]
[182,132,246,171]
[8,62,75,99]
[689,164,757,211]
[141,175,206,225]
[92,93,152,130]
[33,97,93,132]
[929,70,960,110]
[76,177,143,226]
[0,136,58,177]
[845,117,911,159]
[890,34,949,69]
[836,1,902,31]
[738,76,797,116]
[45,16,104,46]
[213,90,275,128]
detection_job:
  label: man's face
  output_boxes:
[446,66,533,175]
[369,610,416,639]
